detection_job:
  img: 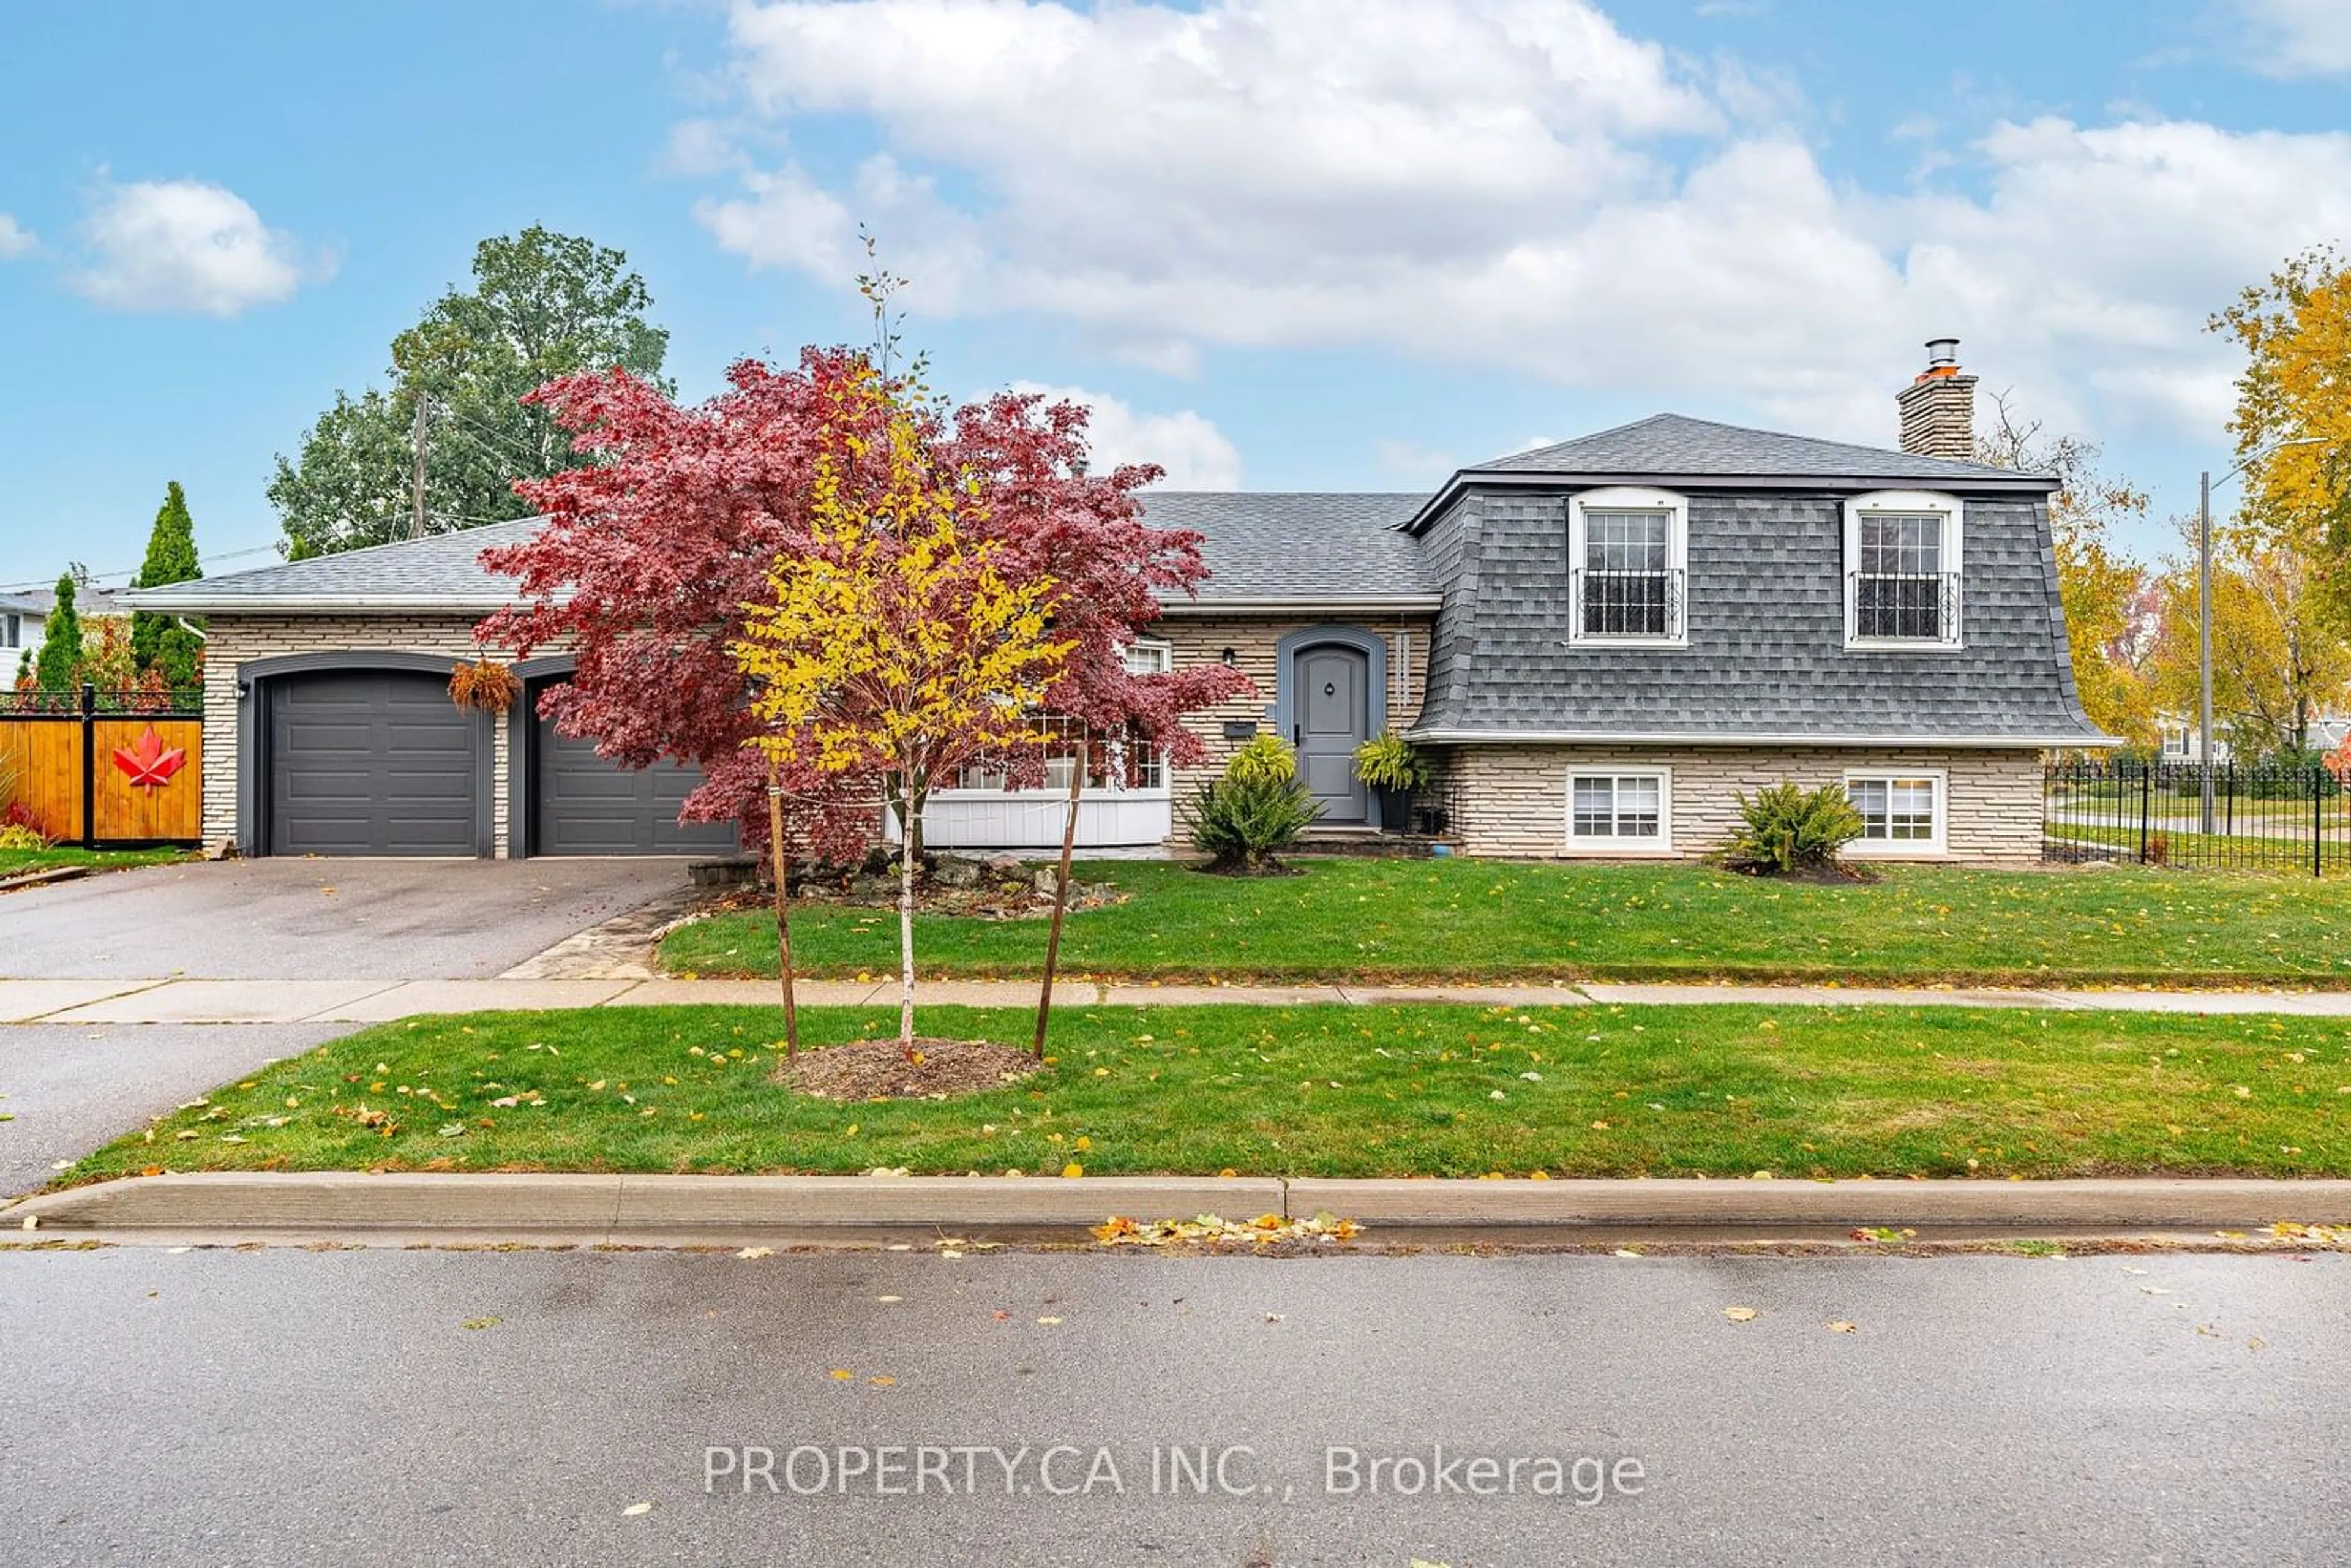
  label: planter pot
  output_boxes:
[1375,786,1412,832]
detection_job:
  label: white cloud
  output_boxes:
[1007,381,1242,489]
[2235,0,2351,76]
[691,0,2351,449]
[70,179,315,315]
[0,214,34,259]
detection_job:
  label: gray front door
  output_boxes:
[266,669,479,856]
[1295,644,1370,823]
[532,686,740,857]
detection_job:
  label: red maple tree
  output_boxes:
[476,348,1250,861]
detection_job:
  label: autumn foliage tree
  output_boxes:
[2212,247,2351,631]
[478,350,1250,904]
[735,369,1072,1046]
[1974,393,2158,745]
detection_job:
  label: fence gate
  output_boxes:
[2044,757,2349,877]
[0,685,204,848]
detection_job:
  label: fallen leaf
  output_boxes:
[462,1316,501,1330]
[622,1502,651,1517]
[737,1246,774,1260]
[1825,1321,1858,1334]
[1037,1316,1063,1326]
[830,1368,854,1381]
[1722,1305,1760,1322]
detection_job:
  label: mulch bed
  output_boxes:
[782,1037,1040,1100]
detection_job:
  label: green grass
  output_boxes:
[659,858,2351,987]
[2045,822,2349,871]
[60,1001,2351,1184]
[0,844,188,880]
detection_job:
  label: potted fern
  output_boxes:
[1351,729,1429,832]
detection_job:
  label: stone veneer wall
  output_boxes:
[1434,744,2044,864]
[199,615,513,853]
[1151,614,1433,795]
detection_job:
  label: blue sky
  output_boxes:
[3,0,2349,593]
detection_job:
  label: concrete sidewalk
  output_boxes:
[5,973,2351,1024]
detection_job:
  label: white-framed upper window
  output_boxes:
[1844,492,1963,649]
[1569,487,1687,647]
[2161,724,2191,759]
[1565,768,1673,855]
[1120,639,1173,677]
[1844,770,1947,857]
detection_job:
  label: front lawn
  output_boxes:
[59,1001,2351,1184]
[658,859,2351,987]
[0,844,189,881]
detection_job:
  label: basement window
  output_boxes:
[1565,770,1673,855]
[1845,771,1946,857]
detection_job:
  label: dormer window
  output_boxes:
[1845,491,1963,649]
[1567,486,1687,647]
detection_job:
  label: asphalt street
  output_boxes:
[2,1247,2344,1566]
[0,858,691,980]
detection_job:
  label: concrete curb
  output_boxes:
[12,1172,2351,1239]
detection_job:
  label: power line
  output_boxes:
[0,542,283,595]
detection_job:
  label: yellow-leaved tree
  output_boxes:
[1974,393,2159,746]
[2200,248,2351,756]
[734,369,1071,1049]
[2213,247,2351,630]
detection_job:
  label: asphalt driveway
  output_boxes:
[0,858,696,981]
[0,1022,341,1197]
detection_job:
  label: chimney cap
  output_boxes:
[1924,336,1960,369]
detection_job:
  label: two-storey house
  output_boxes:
[129,342,2109,862]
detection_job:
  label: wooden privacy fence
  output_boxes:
[0,686,204,847]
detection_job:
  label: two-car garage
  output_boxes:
[253,661,737,859]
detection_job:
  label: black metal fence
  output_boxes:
[2044,757,2350,876]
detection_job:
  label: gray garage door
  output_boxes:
[531,698,739,857]
[267,669,481,856]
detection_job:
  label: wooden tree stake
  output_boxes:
[765,757,800,1061]
[1033,741,1086,1059]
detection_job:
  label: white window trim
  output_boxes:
[1567,486,1689,650]
[1842,768,1949,858]
[1563,767,1676,857]
[1843,490,1964,651]
[1120,637,1173,675]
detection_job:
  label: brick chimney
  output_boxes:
[1896,337,1977,460]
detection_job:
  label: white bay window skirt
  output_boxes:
[882,789,1174,850]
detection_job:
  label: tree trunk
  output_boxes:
[765,758,799,1062]
[896,796,918,1049]
[1033,745,1086,1059]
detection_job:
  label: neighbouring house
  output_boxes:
[124,339,2110,863]
[2156,716,2233,765]
[4,584,127,684]
[0,591,39,676]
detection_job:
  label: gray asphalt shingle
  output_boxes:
[1471,413,2049,486]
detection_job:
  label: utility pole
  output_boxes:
[410,391,430,541]
[2199,470,2214,835]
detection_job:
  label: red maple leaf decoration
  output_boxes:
[113,725,187,792]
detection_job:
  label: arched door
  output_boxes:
[1295,643,1370,823]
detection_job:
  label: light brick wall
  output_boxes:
[1152,614,1433,793]
[200,615,512,853]
[1436,743,2043,864]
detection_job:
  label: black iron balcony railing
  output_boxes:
[1572,567,1684,641]
[1848,570,1960,643]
